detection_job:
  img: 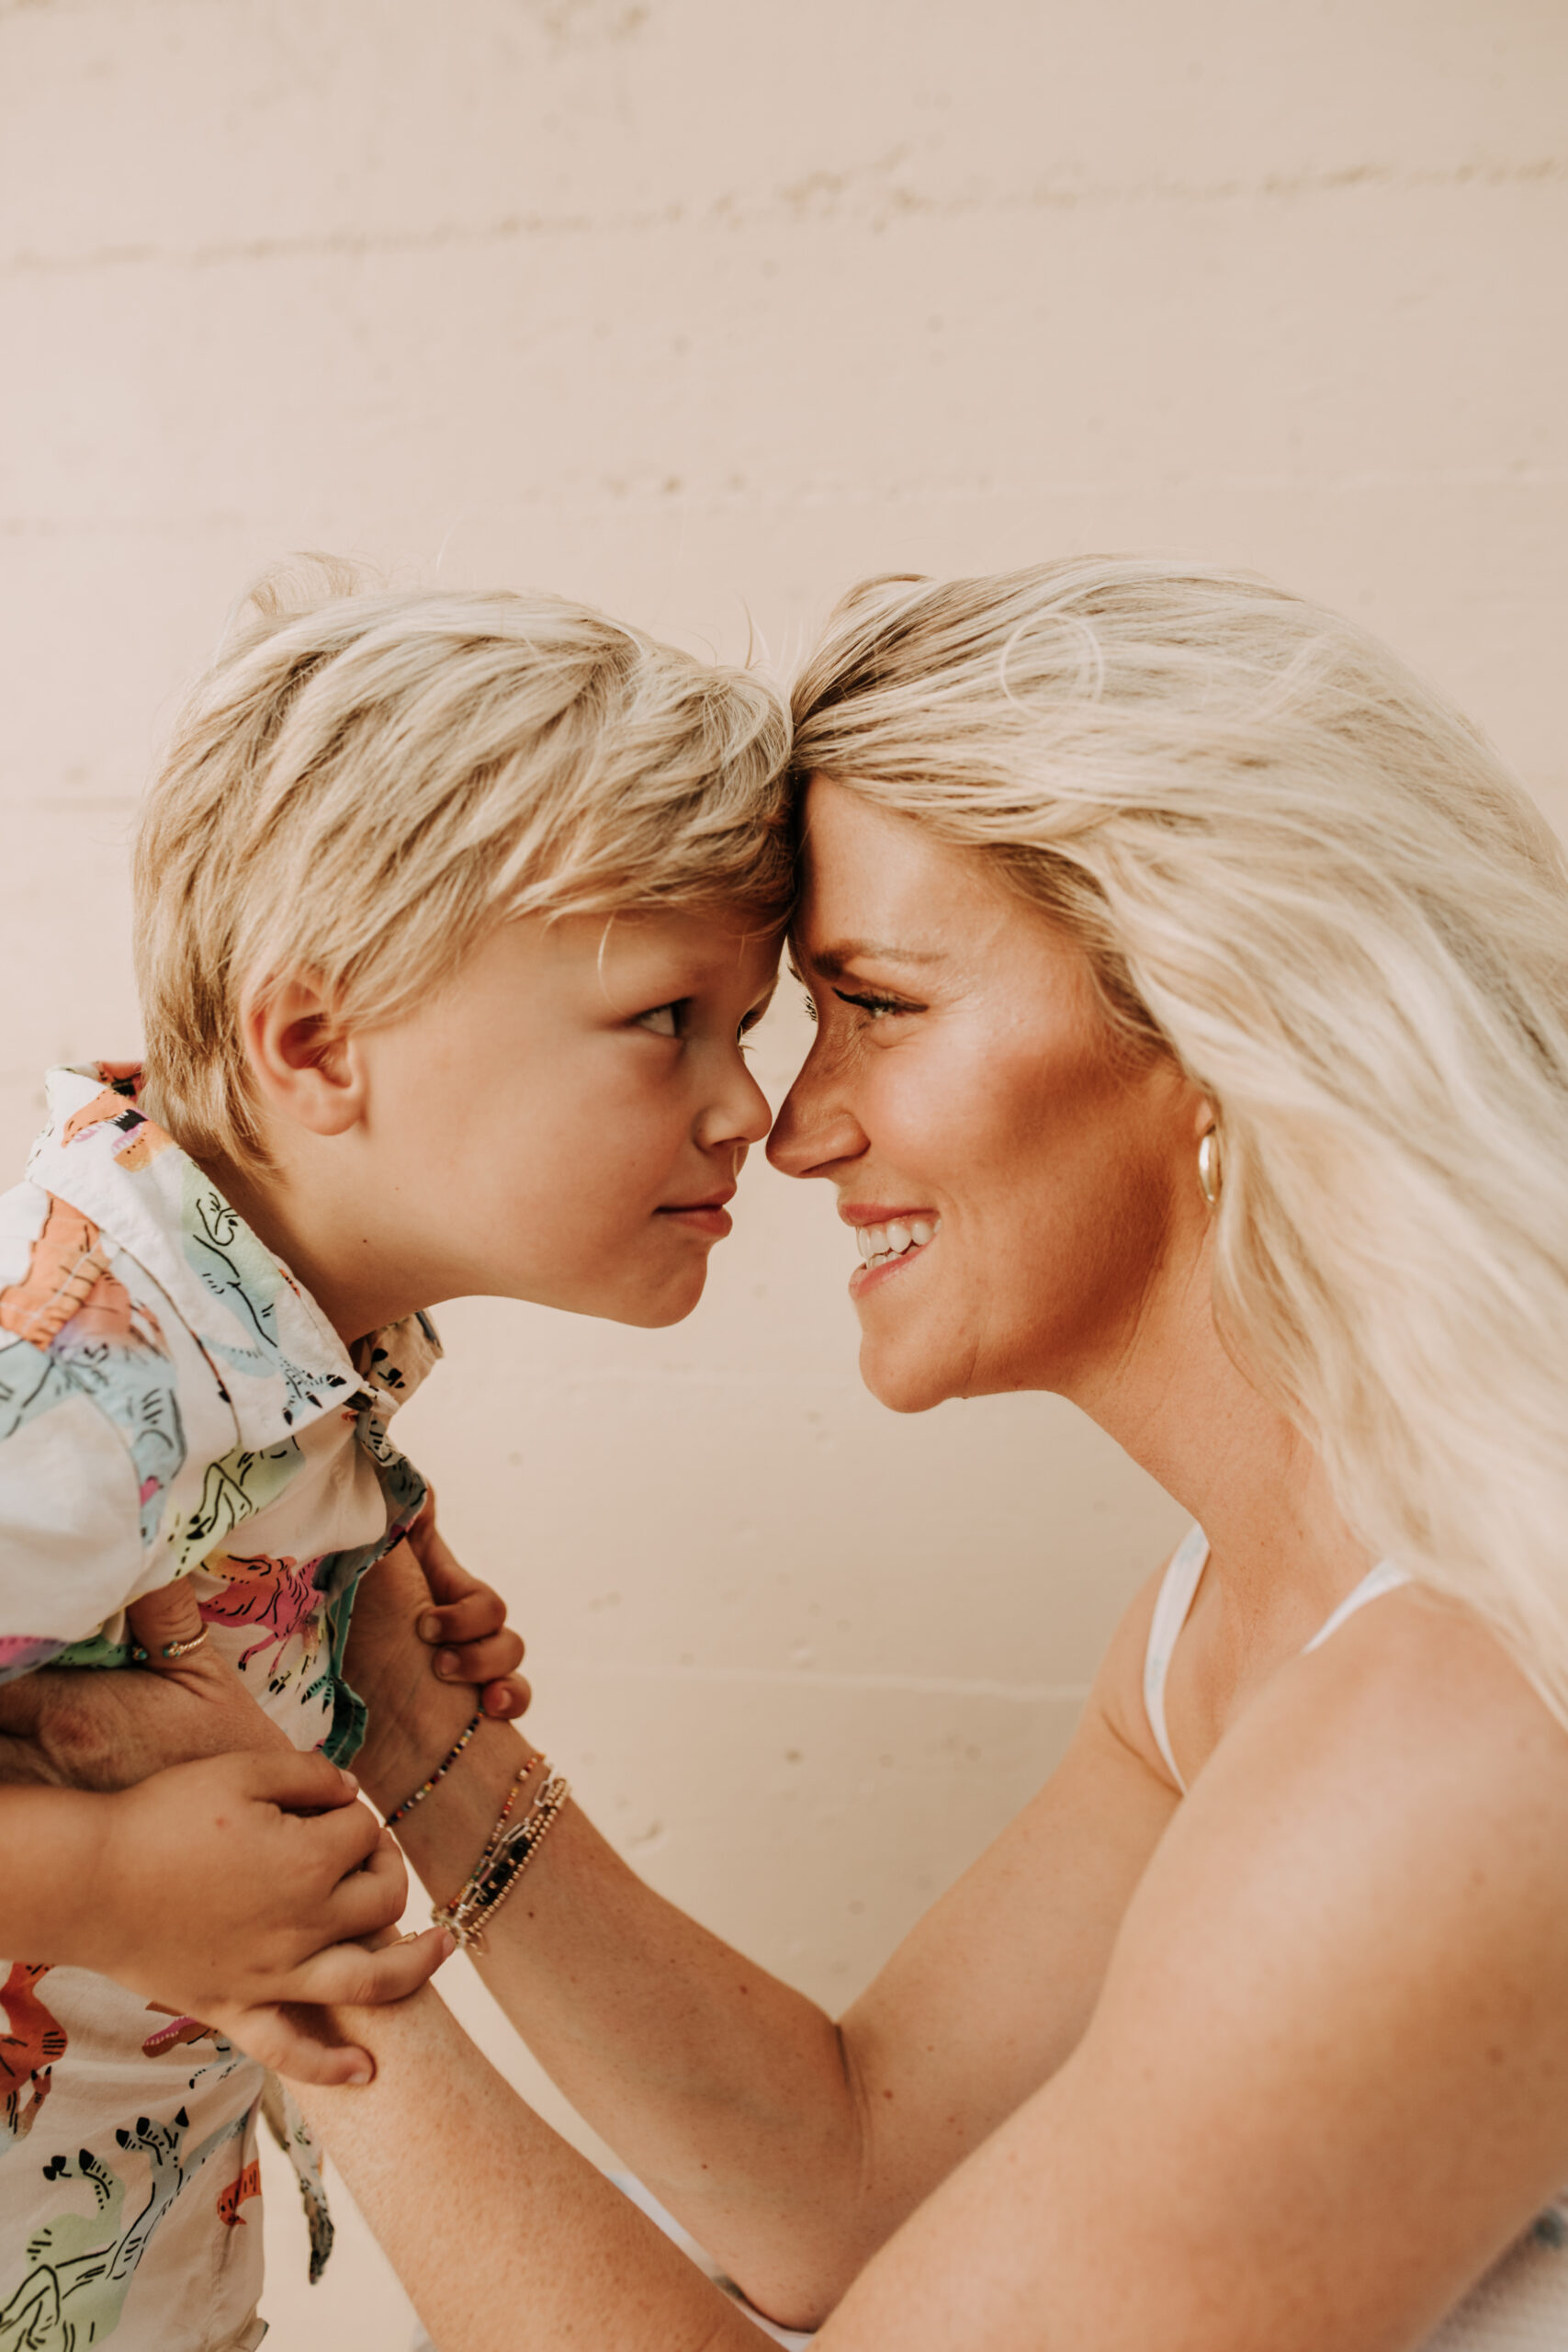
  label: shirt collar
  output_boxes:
[28,1064,442,1452]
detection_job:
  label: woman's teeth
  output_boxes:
[855,1216,938,1269]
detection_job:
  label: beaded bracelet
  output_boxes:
[433,1760,571,1952]
[383,1712,484,1826]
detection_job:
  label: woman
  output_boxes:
[320,557,1568,2351]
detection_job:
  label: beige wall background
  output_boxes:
[3,3,1565,2342]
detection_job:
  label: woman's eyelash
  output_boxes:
[833,988,914,1021]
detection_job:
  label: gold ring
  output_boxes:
[132,1627,210,1664]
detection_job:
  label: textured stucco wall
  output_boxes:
[3,4,1564,2342]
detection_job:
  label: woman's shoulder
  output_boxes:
[1155,1578,1568,1973]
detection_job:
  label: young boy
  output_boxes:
[0,570,792,2350]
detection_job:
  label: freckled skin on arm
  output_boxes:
[329,1579,1568,2351]
[352,1557,1179,2325]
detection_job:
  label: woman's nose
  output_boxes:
[766,1056,867,1180]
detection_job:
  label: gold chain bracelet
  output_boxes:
[433,1758,571,1953]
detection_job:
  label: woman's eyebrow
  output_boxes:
[795,940,944,980]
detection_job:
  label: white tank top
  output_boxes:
[1143,1523,1410,1793]
[1143,1526,1568,2345]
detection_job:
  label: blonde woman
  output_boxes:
[276,562,1568,2347]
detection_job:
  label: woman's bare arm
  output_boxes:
[322,1589,1568,2352]
[352,1548,1176,2324]
[818,1589,1568,2351]
[293,1987,765,2352]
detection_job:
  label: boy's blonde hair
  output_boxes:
[136,563,792,1165]
[794,559,1568,1724]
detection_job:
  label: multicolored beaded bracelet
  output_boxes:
[384,1711,484,1826]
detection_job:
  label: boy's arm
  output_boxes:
[0,1589,457,2082]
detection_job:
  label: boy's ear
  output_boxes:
[242,977,367,1138]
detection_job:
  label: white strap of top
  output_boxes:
[1142,1525,1211,1795]
[1142,1528,1410,1796]
[1301,1559,1410,1652]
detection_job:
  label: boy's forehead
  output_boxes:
[553,906,783,984]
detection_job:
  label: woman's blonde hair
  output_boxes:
[793,558,1568,1718]
[136,561,792,1165]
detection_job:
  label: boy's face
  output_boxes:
[351,909,779,1328]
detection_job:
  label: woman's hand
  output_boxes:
[0,1598,290,1792]
[345,1501,529,1810]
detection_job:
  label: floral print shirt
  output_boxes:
[0,1063,440,2351]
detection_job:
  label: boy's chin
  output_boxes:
[597,1263,710,1329]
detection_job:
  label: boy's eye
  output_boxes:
[634,1001,682,1038]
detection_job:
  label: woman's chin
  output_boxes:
[857,1335,953,1416]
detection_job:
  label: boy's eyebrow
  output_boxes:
[791,939,945,981]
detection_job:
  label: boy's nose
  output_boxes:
[698,1058,773,1153]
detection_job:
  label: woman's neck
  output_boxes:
[1069,1247,1375,1622]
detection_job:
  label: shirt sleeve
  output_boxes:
[0,1173,156,1682]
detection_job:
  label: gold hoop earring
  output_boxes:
[1197,1127,1223,1209]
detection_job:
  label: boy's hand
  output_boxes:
[84,1747,454,2086]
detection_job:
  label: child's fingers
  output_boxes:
[288,1926,455,2010]
[242,1745,364,1816]
[126,1579,208,1672]
[323,1831,412,1941]
[217,2002,376,2087]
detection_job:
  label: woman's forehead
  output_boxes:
[793,787,1020,967]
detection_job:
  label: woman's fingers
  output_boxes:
[420,1588,513,1649]
[126,1578,208,1673]
[404,1500,530,1716]
[408,1495,468,1597]
[432,1625,525,1683]
[481,1671,531,1719]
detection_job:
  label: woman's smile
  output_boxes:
[842,1204,941,1287]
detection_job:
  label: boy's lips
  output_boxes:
[657,1189,736,1238]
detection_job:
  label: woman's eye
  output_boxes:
[834,989,910,1023]
[634,1001,682,1038]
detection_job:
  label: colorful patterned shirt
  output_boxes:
[0,1063,440,2350]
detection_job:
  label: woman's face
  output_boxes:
[767,777,1209,1414]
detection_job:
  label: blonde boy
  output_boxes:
[0,571,790,2350]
